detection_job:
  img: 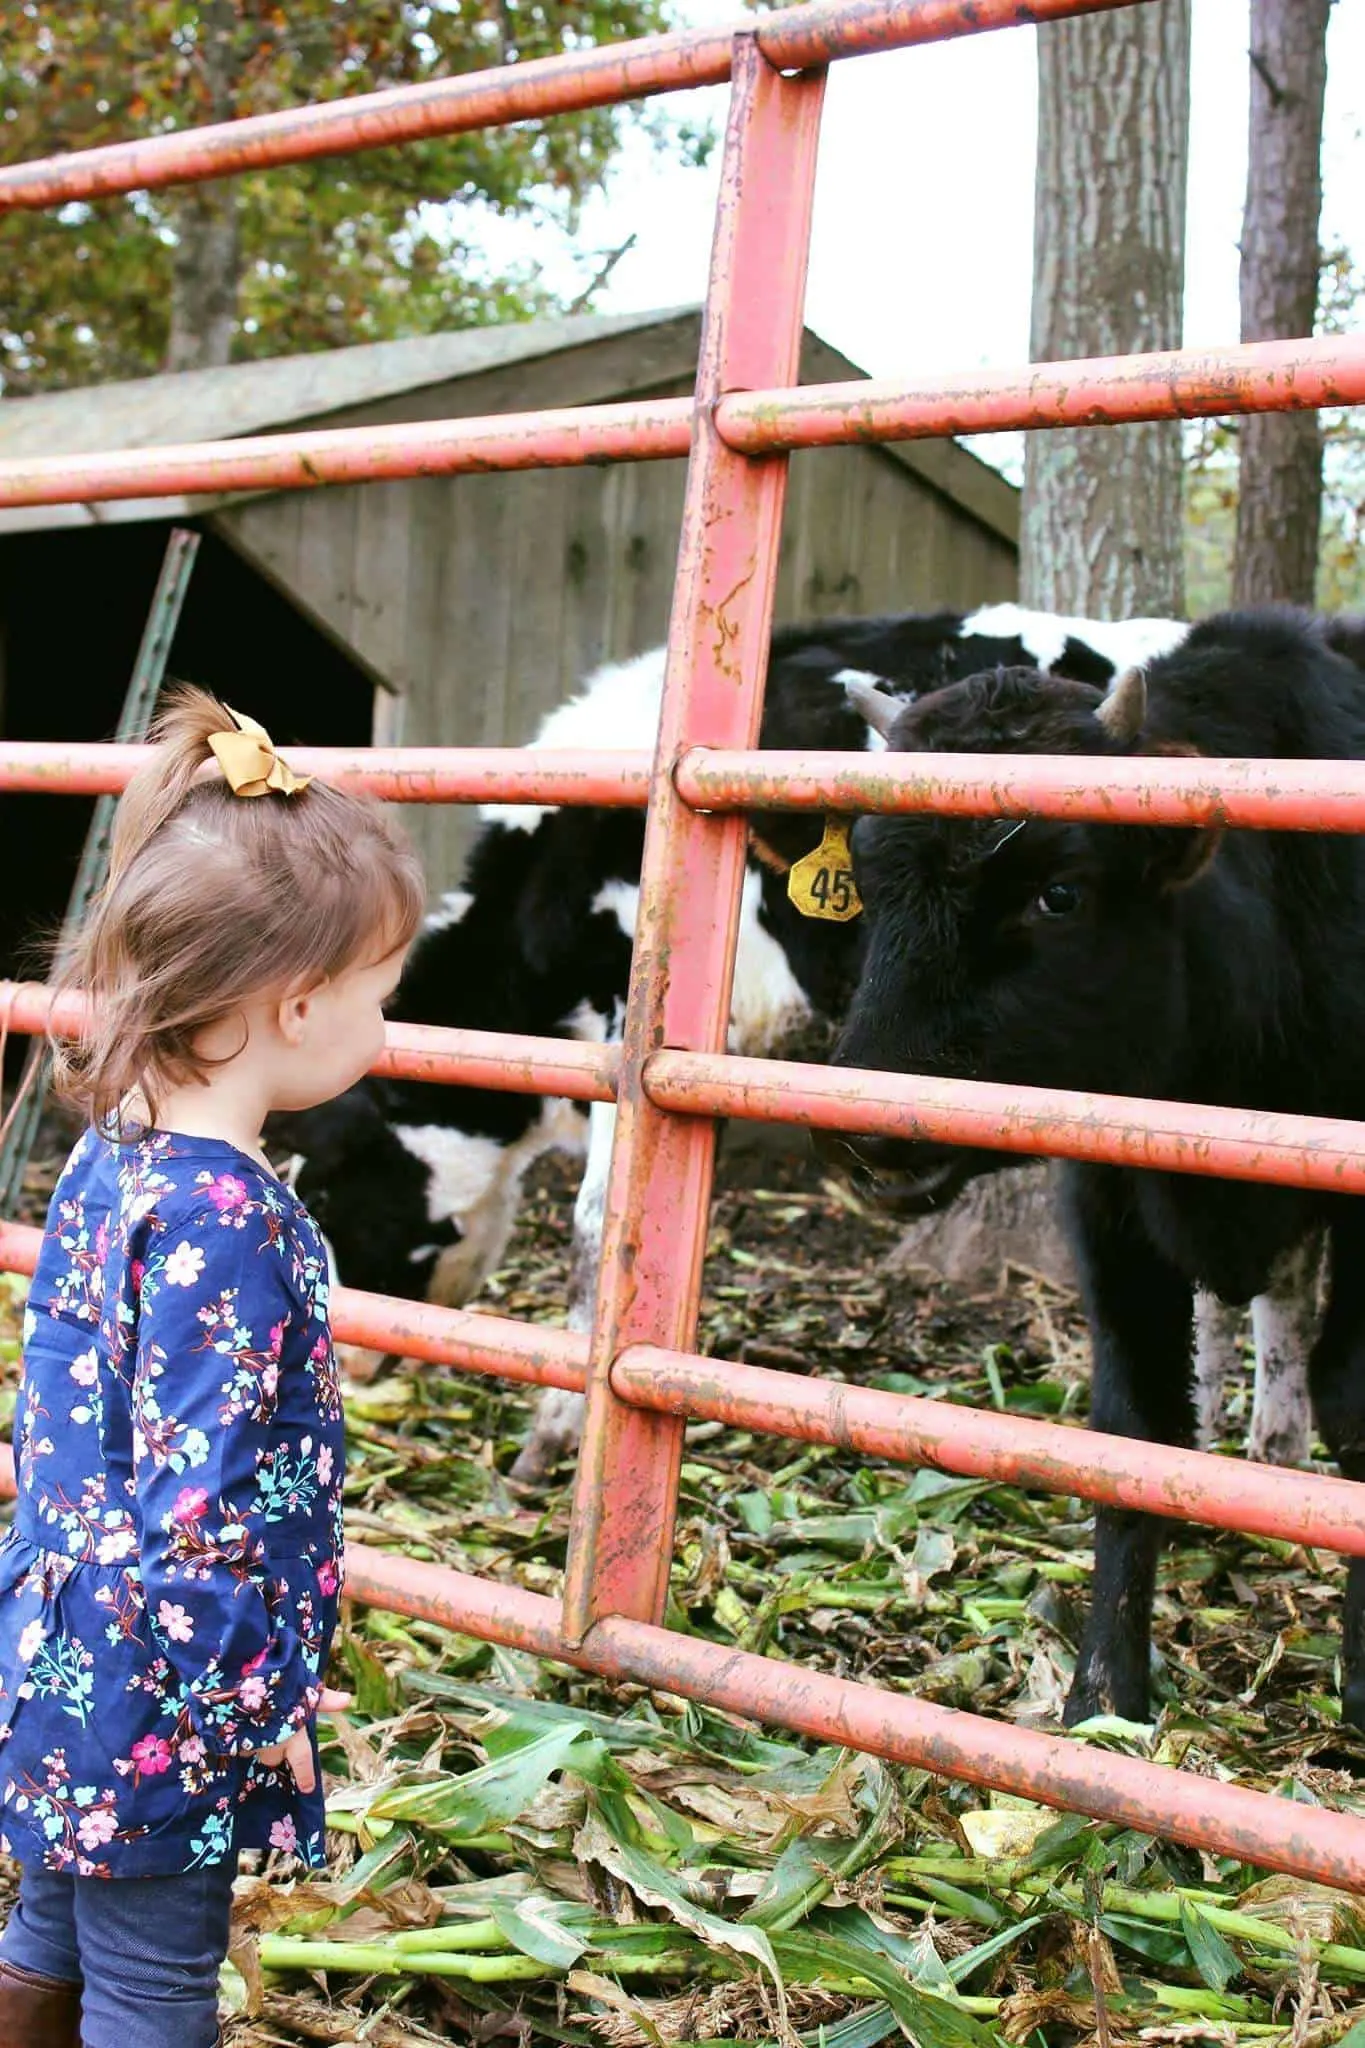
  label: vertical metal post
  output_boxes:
[562,36,826,1640]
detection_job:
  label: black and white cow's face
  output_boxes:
[826,665,1215,1211]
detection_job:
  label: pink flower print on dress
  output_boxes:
[157,1602,194,1645]
[316,1560,338,1597]
[203,1173,250,1215]
[77,1806,118,1851]
[163,1241,206,1288]
[172,1485,209,1524]
[269,1815,299,1855]
[17,1620,45,1664]
[129,1735,172,1776]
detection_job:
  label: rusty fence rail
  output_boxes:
[0,337,1360,511]
[3,0,1365,1892]
[0,0,1149,212]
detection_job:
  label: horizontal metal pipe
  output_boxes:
[11,734,1365,837]
[13,983,1365,1195]
[0,0,1143,212]
[0,984,620,1102]
[0,405,693,512]
[717,334,1365,448]
[0,744,652,804]
[645,1050,1365,1193]
[677,745,1365,832]
[0,1222,587,1390]
[375,1023,619,1100]
[337,1547,1365,1891]
[614,1347,1365,1554]
[325,1286,587,1390]
[0,341,1359,517]
[0,984,87,1040]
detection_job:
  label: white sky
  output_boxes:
[473,0,1364,484]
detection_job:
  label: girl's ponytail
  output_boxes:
[53,685,424,1136]
[106,685,236,886]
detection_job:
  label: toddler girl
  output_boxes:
[0,690,423,2047]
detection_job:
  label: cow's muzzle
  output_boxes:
[813,1129,986,1214]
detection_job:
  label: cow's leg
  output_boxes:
[510,1099,615,1483]
[1247,1235,1320,1467]
[1192,1289,1241,1450]
[1308,1211,1365,1729]
[1061,1169,1196,1728]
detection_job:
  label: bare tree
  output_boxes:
[165,0,242,374]
[1232,0,1333,608]
[1021,2,1192,618]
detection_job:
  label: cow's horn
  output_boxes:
[843,674,900,740]
[1095,664,1147,742]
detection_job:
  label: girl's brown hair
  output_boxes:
[54,685,425,1135]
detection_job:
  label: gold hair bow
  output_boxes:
[208,706,311,799]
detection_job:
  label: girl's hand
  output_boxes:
[257,1686,352,1794]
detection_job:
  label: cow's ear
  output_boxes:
[1139,739,1221,890]
[1142,824,1222,892]
[1095,665,1146,743]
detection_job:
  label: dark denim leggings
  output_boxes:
[0,1858,235,2047]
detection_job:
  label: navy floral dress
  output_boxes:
[0,1129,345,1878]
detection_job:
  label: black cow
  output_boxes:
[828,607,1365,1729]
[268,603,1315,1484]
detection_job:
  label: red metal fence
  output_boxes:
[4,0,1365,1889]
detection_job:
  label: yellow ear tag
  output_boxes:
[787,816,863,922]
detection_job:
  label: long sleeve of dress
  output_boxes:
[131,1201,322,1756]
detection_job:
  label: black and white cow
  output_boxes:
[825,607,1365,1728]
[269,604,1315,1478]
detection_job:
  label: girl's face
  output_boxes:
[270,944,408,1113]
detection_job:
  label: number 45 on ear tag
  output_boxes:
[787,816,863,922]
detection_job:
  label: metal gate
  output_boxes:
[4,0,1365,1889]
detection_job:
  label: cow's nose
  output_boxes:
[811,1128,899,1175]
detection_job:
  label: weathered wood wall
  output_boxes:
[218,319,1018,890]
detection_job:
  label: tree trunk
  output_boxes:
[1020,3,1192,619]
[164,0,241,374]
[1231,0,1331,609]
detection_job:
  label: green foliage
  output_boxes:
[0,0,706,393]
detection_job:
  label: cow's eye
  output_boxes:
[1036,881,1082,918]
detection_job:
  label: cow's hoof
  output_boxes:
[1063,1656,1149,1731]
[336,1343,387,1383]
[1247,1422,1312,1468]
[508,1439,559,1486]
[510,1389,586,1485]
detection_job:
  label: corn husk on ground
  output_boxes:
[4,1144,1365,2047]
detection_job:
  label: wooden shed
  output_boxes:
[0,306,1017,969]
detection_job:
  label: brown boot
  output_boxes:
[0,1957,81,2048]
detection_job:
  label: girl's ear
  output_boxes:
[276,989,312,1047]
